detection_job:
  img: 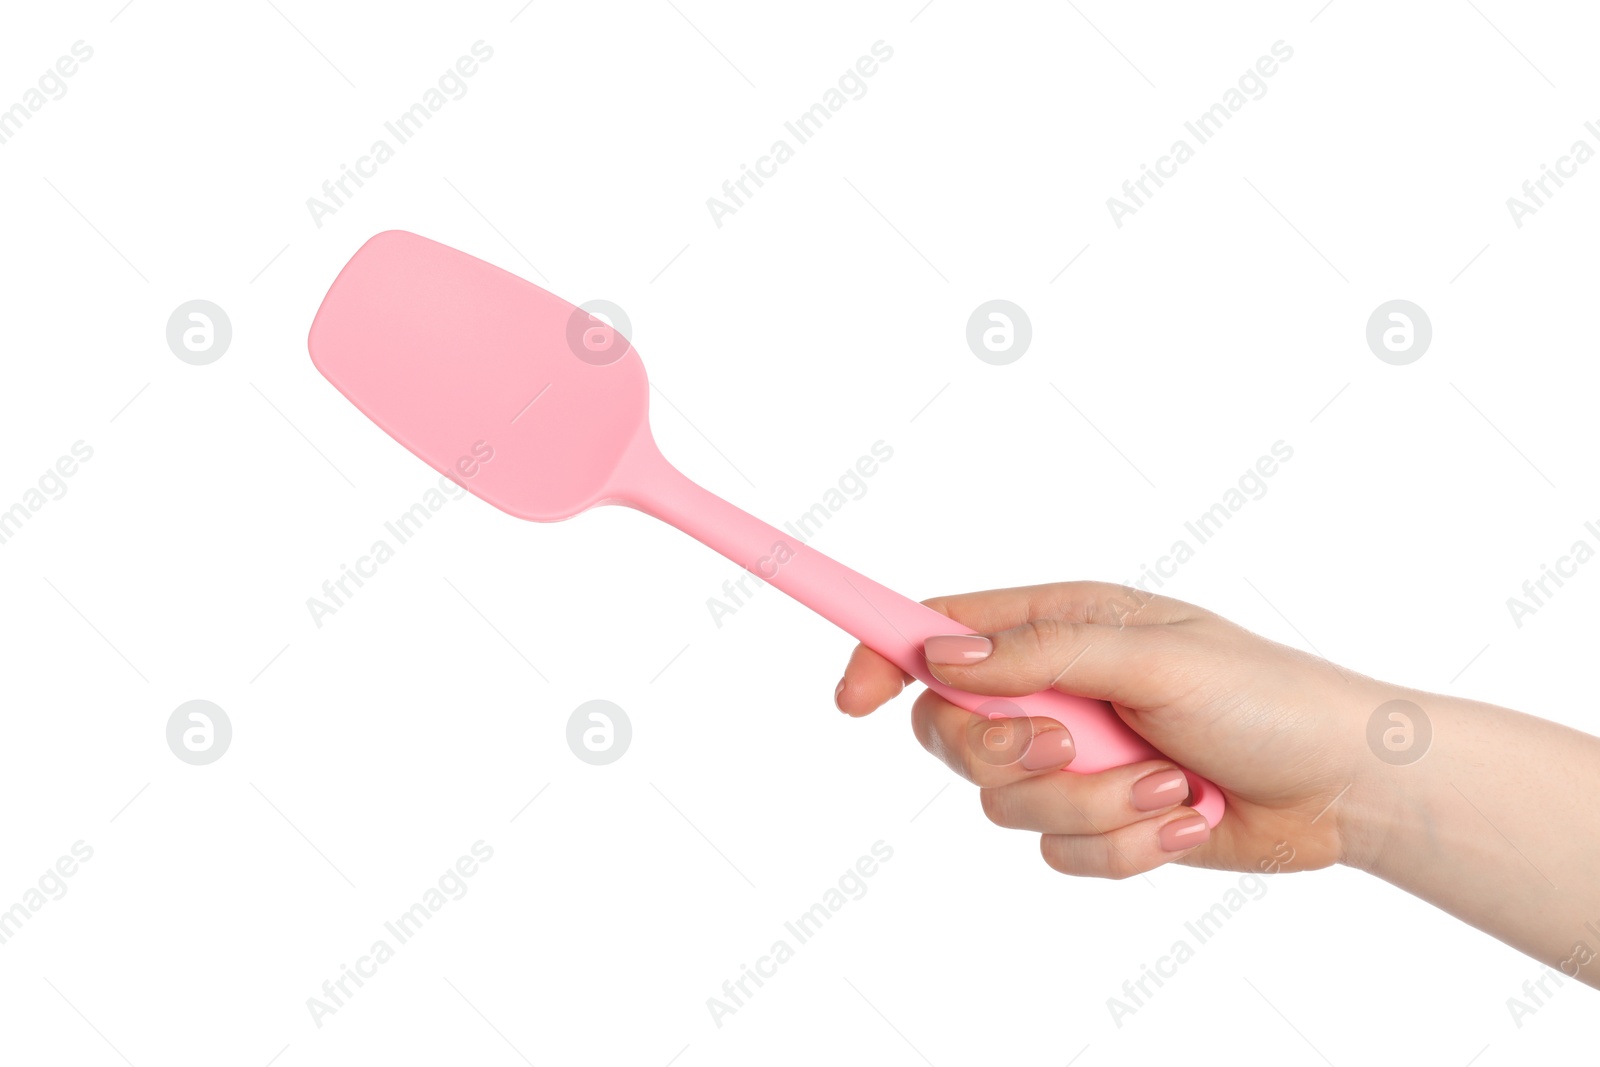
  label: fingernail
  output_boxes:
[1159,813,1210,852]
[924,634,992,665]
[1020,729,1075,770]
[834,679,846,712]
[1131,769,1189,812]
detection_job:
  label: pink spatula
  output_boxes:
[308,231,1224,826]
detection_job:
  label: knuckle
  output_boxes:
[1039,834,1076,875]
[1040,831,1141,880]
[1098,835,1140,881]
[963,753,1006,788]
[978,786,1012,827]
[1025,615,1065,647]
[908,692,948,753]
[1018,616,1071,663]
[1110,587,1163,628]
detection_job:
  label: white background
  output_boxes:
[2,1,1597,1063]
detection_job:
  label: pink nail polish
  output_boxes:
[834,679,846,712]
[1020,729,1075,770]
[1132,769,1189,812]
[924,634,992,665]
[1159,814,1210,852]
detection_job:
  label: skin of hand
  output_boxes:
[835,581,1600,987]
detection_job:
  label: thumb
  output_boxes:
[923,618,1170,708]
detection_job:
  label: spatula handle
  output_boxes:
[614,439,1224,827]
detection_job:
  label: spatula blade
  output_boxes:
[308,230,649,521]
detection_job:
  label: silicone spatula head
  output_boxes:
[308,230,649,521]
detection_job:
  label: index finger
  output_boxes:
[836,582,1199,716]
[924,582,1202,632]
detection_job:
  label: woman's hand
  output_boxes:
[834,581,1387,879]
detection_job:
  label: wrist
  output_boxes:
[1333,685,1452,876]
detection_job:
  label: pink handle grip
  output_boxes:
[612,437,1224,827]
